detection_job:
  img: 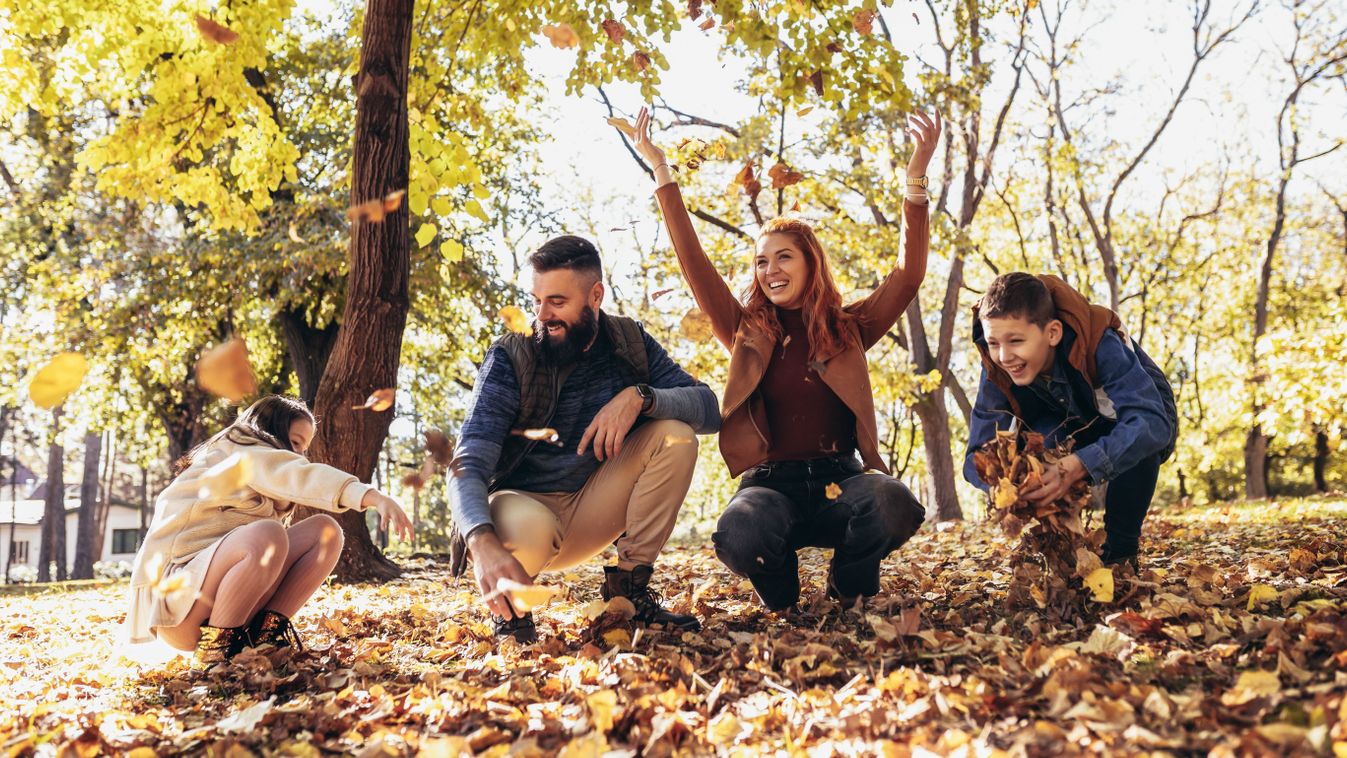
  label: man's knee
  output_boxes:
[492,496,562,572]
[647,420,698,460]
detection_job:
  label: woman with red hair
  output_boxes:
[633,107,940,611]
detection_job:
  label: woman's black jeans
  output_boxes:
[711,454,926,610]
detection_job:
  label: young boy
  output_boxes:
[963,273,1178,566]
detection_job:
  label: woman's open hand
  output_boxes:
[905,110,942,179]
[633,106,668,174]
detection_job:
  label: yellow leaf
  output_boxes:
[1248,583,1278,611]
[601,628,631,648]
[440,239,464,262]
[464,199,489,222]
[29,352,88,409]
[680,308,714,342]
[500,305,531,334]
[1084,568,1114,602]
[1221,670,1280,706]
[707,712,743,745]
[415,223,437,248]
[586,689,617,731]
[495,579,558,613]
[993,478,1018,510]
[825,482,842,500]
[198,452,254,499]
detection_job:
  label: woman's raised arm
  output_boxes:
[633,106,745,350]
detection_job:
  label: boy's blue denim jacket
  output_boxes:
[963,324,1177,491]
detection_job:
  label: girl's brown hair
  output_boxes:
[742,217,856,359]
[174,395,315,474]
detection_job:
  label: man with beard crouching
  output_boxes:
[448,235,721,643]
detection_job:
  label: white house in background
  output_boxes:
[0,483,147,577]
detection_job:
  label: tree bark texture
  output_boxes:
[303,0,414,583]
[72,431,103,580]
[39,407,67,583]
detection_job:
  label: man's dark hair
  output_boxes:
[528,235,602,281]
[979,272,1056,326]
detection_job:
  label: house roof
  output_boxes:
[0,498,141,526]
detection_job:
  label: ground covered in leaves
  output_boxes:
[3,497,1346,756]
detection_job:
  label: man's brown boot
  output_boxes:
[601,565,701,632]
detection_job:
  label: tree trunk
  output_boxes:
[1312,429,1329,494]
[71,431,103,579]
[139,465,149,539]
[278,306,341,407]
[93,430,116,559]
[303,0,414,583]
[39,407,67,583]
[1243,426,1270,500]
[160,387,211,467]
[912,395,960,521]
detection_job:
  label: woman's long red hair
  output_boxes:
[741,217,856,360]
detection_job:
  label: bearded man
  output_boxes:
[448,235,720,643]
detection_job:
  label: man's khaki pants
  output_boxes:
[489,419,699,575]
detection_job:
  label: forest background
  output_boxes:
[1,0,1344,583]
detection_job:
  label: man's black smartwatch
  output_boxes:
[635,383,655,414]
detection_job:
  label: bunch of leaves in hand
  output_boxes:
[973,425,1103,617]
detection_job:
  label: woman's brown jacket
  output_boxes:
[654,183,930,476]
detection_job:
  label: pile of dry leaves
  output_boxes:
[973,427,1115,620]
[2,497,1345,756]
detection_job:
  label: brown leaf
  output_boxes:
[194,14,239,45]
[352,388,395,412]
[426,430,453,466]
[346,190,406,223]
[196,338,257,402]
[680,308,714,342]
[652,288,676,300]
[631,51,651,72]
[698,17,715,31]
[768,161,804,189]
[687,0,703,20]
[600,18,625,44]
[809,71,824,97]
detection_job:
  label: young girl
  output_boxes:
[633,107,940,611]
[126,395,413,661]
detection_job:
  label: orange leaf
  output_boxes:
[196,338,257,403]
[352,388,395,412]
[346,190,405,223]
[500,305,531,335]
[631,51,651,72]
[605,117,638,138]
[194,14,239,45]
[825,482,842,500]
[542,23,579,49]
[698,17,715,31]
[853,9,877,36]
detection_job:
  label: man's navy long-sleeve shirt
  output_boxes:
[450,324,720,537]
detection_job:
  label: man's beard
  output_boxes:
[534,305,599,365]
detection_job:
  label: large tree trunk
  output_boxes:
[303,0,413,583]
[71,431,103,579]
[38,407,67,583]
[278,306,341,407]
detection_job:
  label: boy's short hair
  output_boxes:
[979,272,1055,326]
[529,235,602,282]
